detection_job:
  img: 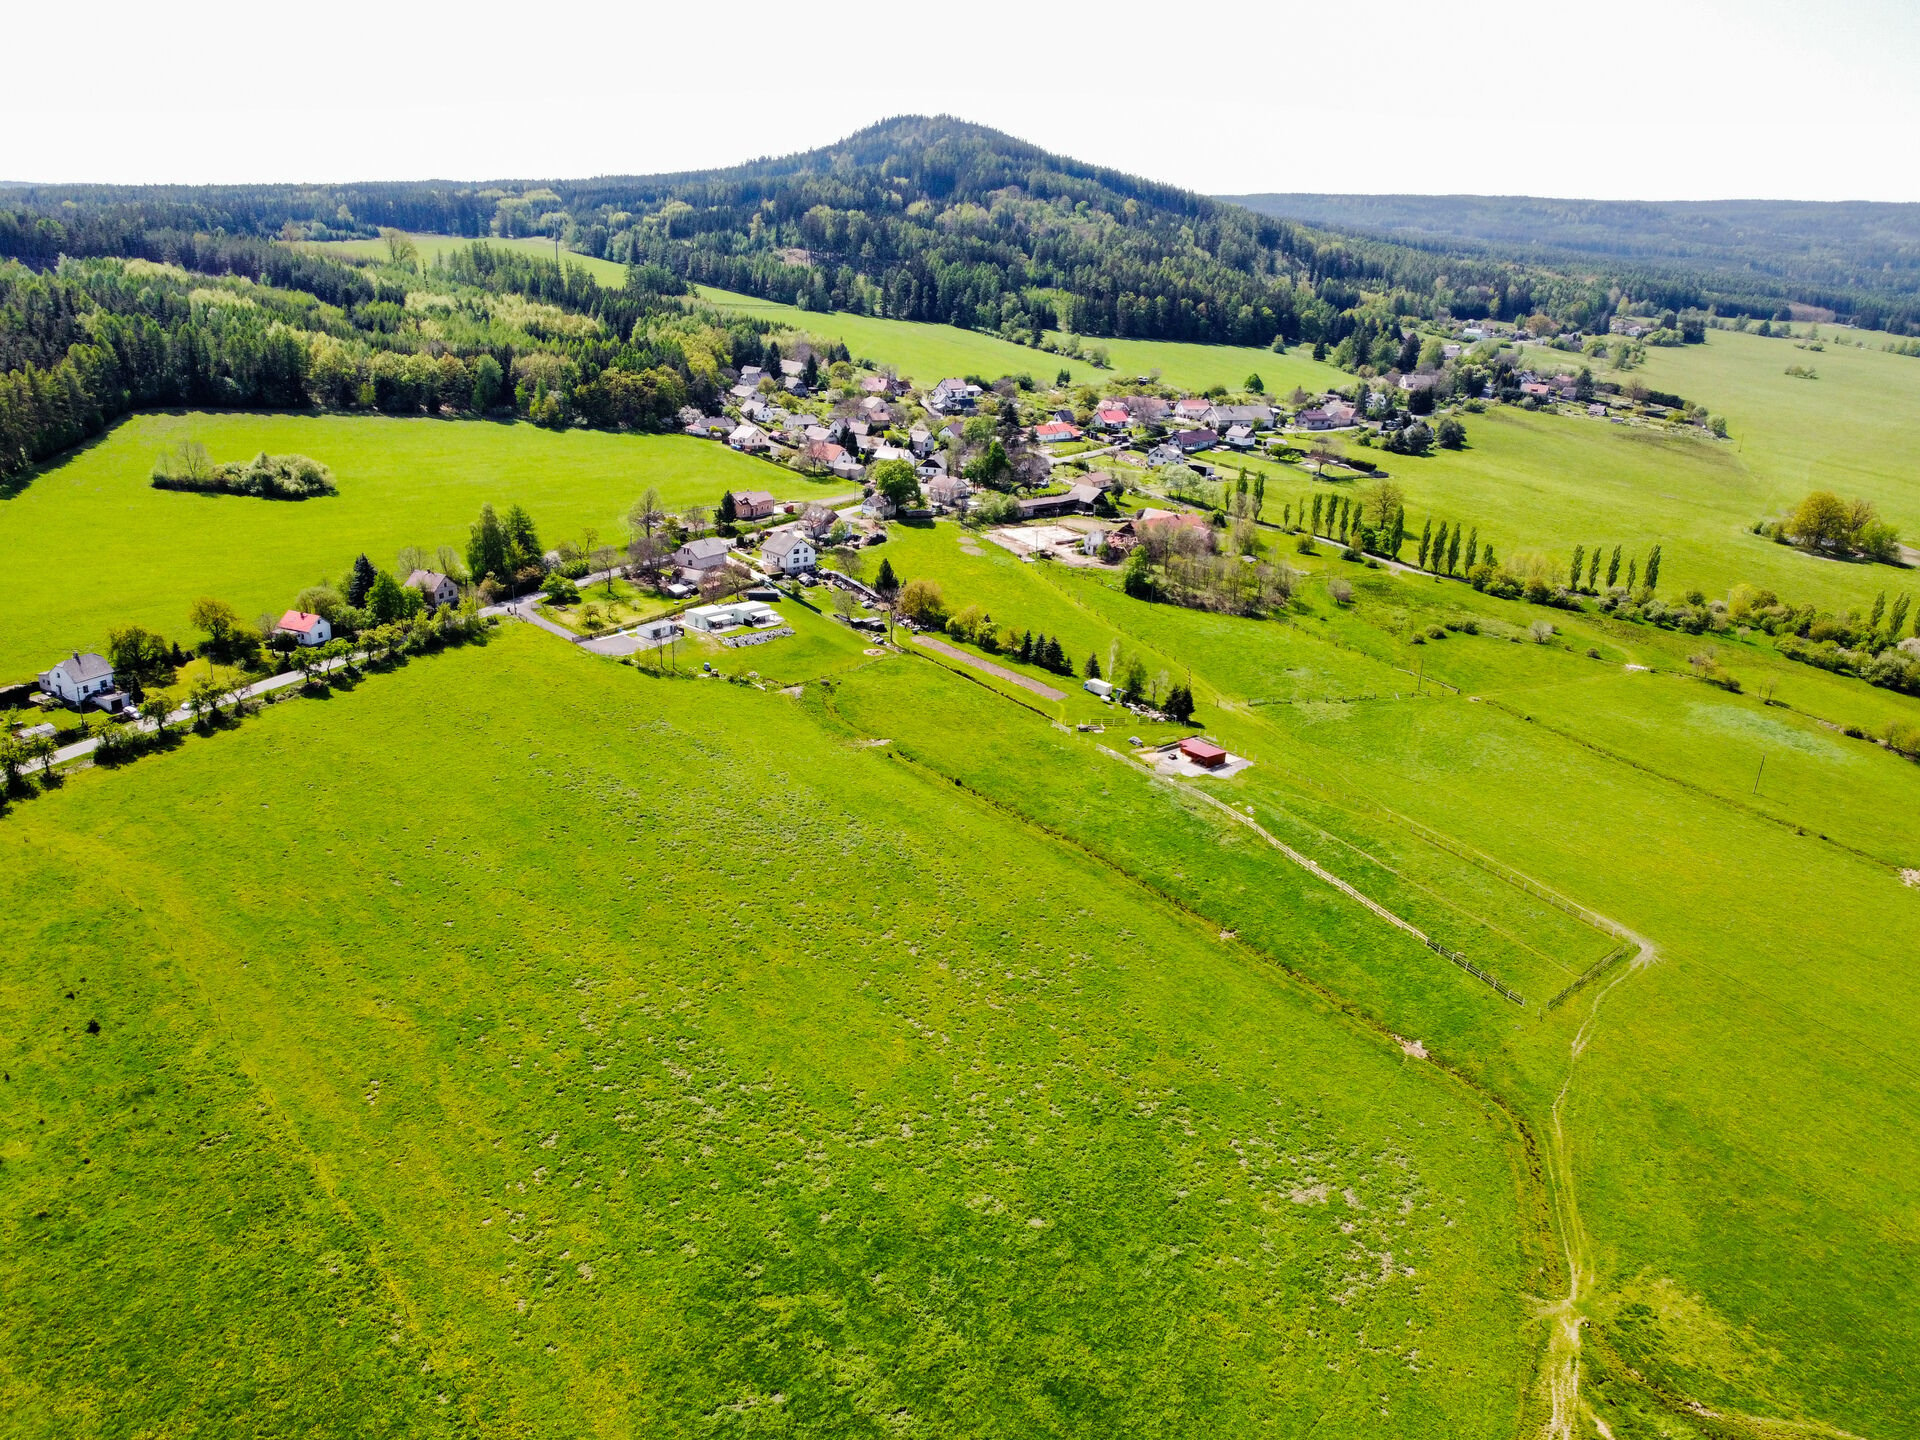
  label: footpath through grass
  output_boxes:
[0,625,1540,1439]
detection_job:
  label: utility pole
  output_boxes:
[1751,753,1766,796]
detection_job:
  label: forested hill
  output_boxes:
[0,118,1609,346]
[1226,193,1920,332]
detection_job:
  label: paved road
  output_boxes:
[913,635,1067,700]
[45,661,342,766]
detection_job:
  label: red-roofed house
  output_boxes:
[1093,405,1131,430]
[1174,397,1213,421]
[1035,421,1082,443]
[276,610,332,647]
[1178,737,1227,768]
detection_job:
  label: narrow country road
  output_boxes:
[912,635,1067,700]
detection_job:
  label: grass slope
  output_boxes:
[0,412,817,677]
[832,521,1920,1437]
[1242,405,1897,615]
[306,232,630,286]
[0,626,1536,1437]
[1627,326,1920,544]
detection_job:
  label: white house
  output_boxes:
[1084,677,1114,699]
[634,618,682,644]
[672,537,733,575]
[762,530,817,575]
[38,651,129,713]
[406,569,460,610]
[276,610,332,647]
[728,423,769,453]
[684,600,778,633]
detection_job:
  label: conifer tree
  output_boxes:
[1870,591,1886,629]
[1587,547,1602,590]
[1253,474,1265,513]
[1390,506,1406,556]
[1446,525,1461,574]
[1644,544,1662,592]
[1607,545,1622,589]
[1085,652,1102,680]
[1465,528,1479,571]
[346,553,378,607]
[1889,593,1912,639]
[1431,521,1448,573]
[1569,544,1584,591]
[1312,494,1324,534]
[1419,517,1433,570]
[1627,557,1638,590]
[1018,629,1034,663]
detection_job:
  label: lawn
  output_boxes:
[1041,330,1348,397]
[0,412,817,679]
[0,625,1538,1438]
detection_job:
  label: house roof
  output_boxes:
[730,489,775,506]
[1095,406,1130,422]
[1035,421,1080,439]
[1175,427,1218,447]
[406,569,452,590]
[277,610,325,633]
[1179,737,1227,762]
[806,441,847,464]
[677,536,733,561]
[55,651,114,682]
[763,530,813,558]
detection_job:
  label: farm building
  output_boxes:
[1178,737,1228,768]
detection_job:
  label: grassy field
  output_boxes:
[820,519,1920,1438]
[305,232,630,286]
[1213,405,1903,616]
[0,625,1539,1437]
[0,412,820,679]
[1626,325,1920,544]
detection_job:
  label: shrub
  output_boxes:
[1529,620,1555,643]
[541,573,581,604]
[1327,578,1353,606]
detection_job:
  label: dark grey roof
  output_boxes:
[59,652,114,682]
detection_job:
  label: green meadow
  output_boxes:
[826,520,1920,1438]
[0,412,815,678]
[0,625,1538,1438]
[307,232,631,287]
[1219,404,1901,616]
[1626,325,1920,541]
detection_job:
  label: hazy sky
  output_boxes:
[6,0,1917,201]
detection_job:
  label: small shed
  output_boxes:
[1084,677,1114,699]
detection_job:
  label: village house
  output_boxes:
[1093,404,1132,431]
[728,422,770,453]
[1205,403,1272,431]
[1015,492,1082,520]
[1520,380,1555,400]
[728,489,776,520]
[276,610,332,647]
[38,651,130,713]
[799,503,839,539]
[1123,395,1171,423]
[1138,508,1215,549]
[685,599,778,633]
[1397,372,1442,392]
[672,536,734,579]
[1173,427,1218,454]
[908,424,933,456]
[1173,397,1213,422]
[832,454,865,481]
[927,475,970,510]
[406,569,460,610]
[1223,424,1255,448]
[861,491,896,520]
[1146,441,1185,467]
[761,529,817,575]
[804,440,847,469]
[925,378,973,413]
[1035,420,1082,444]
